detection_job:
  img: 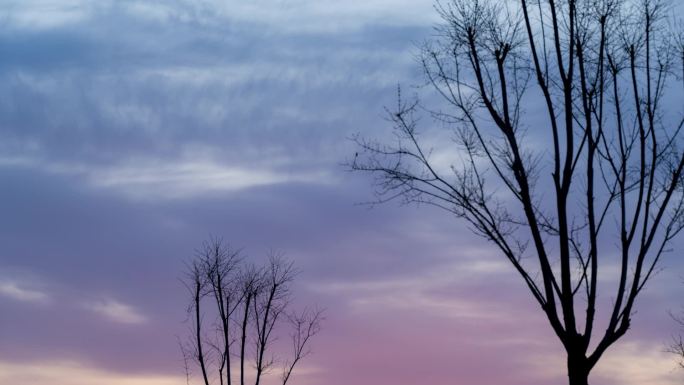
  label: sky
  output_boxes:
[1,1,684,385]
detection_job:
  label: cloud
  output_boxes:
[525,340,681,385]
[2,0,96,30]
[0,152,333,200]
[0,360,183,385]
[592,341,681,385]
[3,0,436,35]
[192,0,438,34]
[0,280,49,303]
[88,159,332,199]
[85,299,147,325]
[0,0,425,209]
[314,258,512,319]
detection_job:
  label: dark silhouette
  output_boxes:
[180,239,322,385]
[351,0,684,384]
[668,306,684,368]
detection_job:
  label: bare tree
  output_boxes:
[181,239,323,385]
[668,311,684,368]
[351,0,684,384]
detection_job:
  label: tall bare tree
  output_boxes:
[181,239,323,385]
[352,0,684,384]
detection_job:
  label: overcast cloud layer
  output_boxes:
[1,1,684,385]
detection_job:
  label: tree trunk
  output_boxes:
[568,371,589,385]
[567,354,590,385]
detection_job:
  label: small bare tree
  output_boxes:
[668,314,684,368]
[352,0,684,384]
[181,239,323,385]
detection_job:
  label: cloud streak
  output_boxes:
[85,298,147,325]
[0,360,183,385]
[0,280,48,303]
[0,148,334,199]
[315,258,512,319]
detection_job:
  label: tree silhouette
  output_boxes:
[668,316,684,368]
[352,0,684,384]
[181,239,322,385]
